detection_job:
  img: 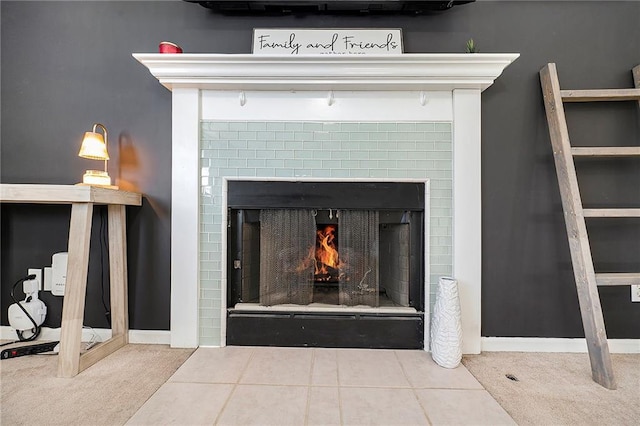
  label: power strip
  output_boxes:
[1,341,59,359]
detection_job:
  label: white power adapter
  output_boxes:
[8,279,47,331]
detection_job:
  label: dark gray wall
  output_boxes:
[2,1,639,337]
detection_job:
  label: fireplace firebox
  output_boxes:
[226,180,426,348]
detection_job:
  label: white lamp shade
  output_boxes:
[78,131,110,160]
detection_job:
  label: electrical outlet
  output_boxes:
[632,285,640,303]
[27,268,42,291]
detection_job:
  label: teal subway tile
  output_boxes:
[220,131,239,140]
[209,122,230,131]
[218,149,238,158]
[331,132,350,141]
[358,141,378,150]
[265,159,284,168]
[266,141,285,150]
[201,130,220,140]
[368,169,389,178]
[238,131,257,140]
[250,140,267,150]
[229,122,248,131]
[256,168,276,177]
[312,150,331,159]
[435,123,452,131]
[376,141,398,151]
[285,141,304,150]
[322,122,341,131]
[295,131,313,141]
[277,132,296,141]
[388,151,409,160]
[388,169,409,178]
[349,151,369,160]
[349,132,370,141]
[327,151,347,160]
[397,123,416,131]
[238,149,257,158]
[415,122,436,131]
[275,168,294,177]
[377,159,397,169]
[339,160,359,169]
[377,123,397,131]
[200,242,218,252]
[294,150,314,159]
[293,169,312,177]
[284,159,302,168]
[330,169,351,178]
[201,261,218,271]
[431,189,452,198]
[247,122,267,131]
[415,160,435,169]
[359,160,378,169]
[303,159,322,169]
[390,132,411,141]
[255,150,276,159]
[349,169,370,178]
[313,131,331,141]
[425,133,440,141]
[303,122,324,131]
[312,169,331,178]
[266,122,285,131]
[435,142,452,151]
[369,151,391,160]
[237,168,257,176]
[371,132,389,141]
[433,160,453,170]
[200,298,215,308]
[406,170,429,179]
[397,141,417,150]
[256,131,276,141]
[200,213,214,224]
[358,123,379,131]
[247,158,266,167]
[203,224,218,233]
[227,158,247,168]
[275,150,294,159]
[340,123,359,131]
[220,169,241,177]
[396,160,417,169]
[285,122,304,131]
[209,158,229,168]
[321,141,341,150]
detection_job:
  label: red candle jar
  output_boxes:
[159,41,183,54]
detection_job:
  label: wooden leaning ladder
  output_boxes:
[539,63,640,389]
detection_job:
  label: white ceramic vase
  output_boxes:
[430,276,463,368]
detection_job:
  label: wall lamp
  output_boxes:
[78,123,117,189]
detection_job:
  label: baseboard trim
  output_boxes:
[1,326,170,345]
[481,337,640,354]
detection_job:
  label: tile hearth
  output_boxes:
[127,346,515,425]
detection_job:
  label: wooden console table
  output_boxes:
[0,184,142,377]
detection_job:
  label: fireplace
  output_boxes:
[226,180,427,347]
[134,53,519,352]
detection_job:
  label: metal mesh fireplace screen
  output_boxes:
[338,210,380,307]
[259,209,315,305]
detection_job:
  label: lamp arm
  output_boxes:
[92,123,109,173]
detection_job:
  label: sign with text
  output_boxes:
[252,28,403,56]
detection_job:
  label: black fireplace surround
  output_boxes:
[226,180,426,348]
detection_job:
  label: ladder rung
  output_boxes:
[583,208,640,218]
[571,147,640,157]
[560,88,640,102]
[595,273,640,286]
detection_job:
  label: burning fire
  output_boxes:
[315,225,339,281]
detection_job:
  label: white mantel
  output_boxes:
[134,53,519,352]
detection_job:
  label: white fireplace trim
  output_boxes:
[134,53,519,353]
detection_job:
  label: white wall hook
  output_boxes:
[327,91,334,106]
[239,91,246,106]
[420,91,428,106]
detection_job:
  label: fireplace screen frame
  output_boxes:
[225,179,428,348]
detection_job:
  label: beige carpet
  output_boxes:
[462,352,640,426]
[1,343,194,426]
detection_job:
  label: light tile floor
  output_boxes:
[127,347,515,425]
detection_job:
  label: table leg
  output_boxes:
[58,202,93,377]
[108,205,129,341]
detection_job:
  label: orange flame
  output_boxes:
[315,225,339,279]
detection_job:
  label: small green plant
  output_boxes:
[466,38,478,53]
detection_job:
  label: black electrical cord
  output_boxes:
[8,274,42,342]
[100,207,111,326]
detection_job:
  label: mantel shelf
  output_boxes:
[133,53,519,92]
